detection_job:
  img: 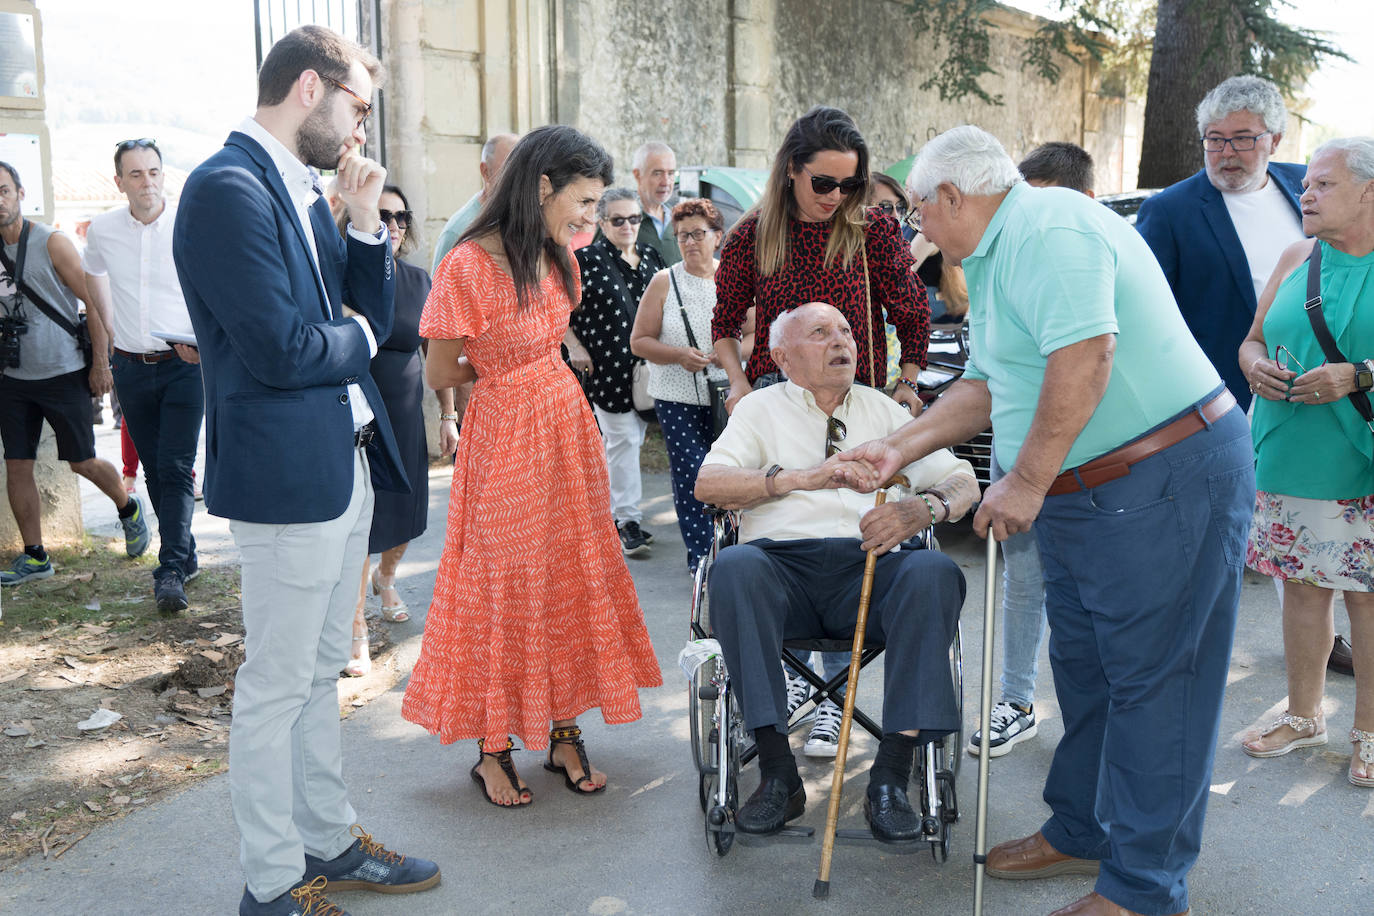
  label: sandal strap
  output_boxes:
[1352,728,1374,765]
[477,736,517,756]
[548,727,596,789]
[549,725,582,744]
[475,736,530,798]
[1261,710,1322,737]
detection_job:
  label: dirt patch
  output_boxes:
[0,543,398,869]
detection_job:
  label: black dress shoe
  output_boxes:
[865,782,922,843]
[737,775,805,834]
[1329,635,1354,676]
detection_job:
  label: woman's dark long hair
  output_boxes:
[750,106,870,276]
[458,125,614,310]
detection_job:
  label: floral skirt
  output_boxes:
[1246,490,1374,591]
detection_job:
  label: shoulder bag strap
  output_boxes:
[1304,241,1374,428]
[669,268,704,403]
[861,242,877,388]
[0,221,80,339]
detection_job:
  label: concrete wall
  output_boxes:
[0,0,82,550]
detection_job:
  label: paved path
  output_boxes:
[10,432,1371,914]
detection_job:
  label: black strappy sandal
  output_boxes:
[543,725,606,795]
[470,737,533,807]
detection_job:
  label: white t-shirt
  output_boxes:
[1221,177,1305,301]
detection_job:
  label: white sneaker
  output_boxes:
[785,667,813,724]
[804,700,843,757]
[968,701,1038,758]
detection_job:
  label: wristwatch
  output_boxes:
[764,464,783,498]
[1356,360,1374,392]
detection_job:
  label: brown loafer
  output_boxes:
[1049,891,1189,915]
[986,830,1099,880]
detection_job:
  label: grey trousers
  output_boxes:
[709,538,966,738]
[229,449,374,902]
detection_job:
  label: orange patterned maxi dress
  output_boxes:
[401,242,662,751]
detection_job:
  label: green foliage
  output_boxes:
[905,0,1004,106]
[1238,0,1350,89]
[1024,1,1156,97]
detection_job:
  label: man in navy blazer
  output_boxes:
[173,26,438,916]
[1136,75,1307,412]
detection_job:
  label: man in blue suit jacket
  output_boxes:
[1136,76,1307,412]
[173,26,438,916]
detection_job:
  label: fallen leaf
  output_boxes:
[9,811,26,822]
[77,709,122,731]
[72,572,95,583]
[25,737,46,749]
[4,723,32,737]
[112,796,130,805]
[130,797,147,805]
[199,650,224,663]
[212,633,244,648]
[158,686,176,700]
[351,699,365,707]
[99,779,116,789]
[0,669,27,683]
[62,656,81,669]
[196,685,227,698]
[84,800,102,812]
[198,622,218,630]
[84,600,102,612]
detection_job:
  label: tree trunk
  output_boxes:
[1137,0,1246,188]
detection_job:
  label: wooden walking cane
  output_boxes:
[813,473,909,900]
[972,530,999,916]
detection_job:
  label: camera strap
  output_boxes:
[0,220,83,340]
[1304,240,1374,432]
[0,219,30,317]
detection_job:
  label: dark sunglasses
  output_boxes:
[115,138,158,152]
[873,200,909,218]
[825,416,847,457]
[802,164,866,197]
[605,214,642,227]
[379,209,412,229]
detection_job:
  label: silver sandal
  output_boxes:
[1243,710,1327,758]
[1350,728,1374,787]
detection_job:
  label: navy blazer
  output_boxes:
[172,130,408,524]
[1135,163,1306,410]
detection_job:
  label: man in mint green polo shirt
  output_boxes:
[837,126,1253,916]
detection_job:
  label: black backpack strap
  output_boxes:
[0,225,81,340]
[1304,242,1374,427]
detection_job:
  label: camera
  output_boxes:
[0,312,27,370]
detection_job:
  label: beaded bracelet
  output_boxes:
[897,377,920,396]
[917,493,938,527]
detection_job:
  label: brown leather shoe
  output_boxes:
[1329,634,1354,676]
[985,831,1099,880]
[1048,891,1189,915]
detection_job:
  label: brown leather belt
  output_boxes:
[114,347,176,364]
[1046,390,1237,497]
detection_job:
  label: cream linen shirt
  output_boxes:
[82,202,194,353]
[702,381,973,544]
[236,116,378,429]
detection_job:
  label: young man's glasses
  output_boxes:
[676,228,713,244]
[1200,131,1271,153]
[379,209,412,230]
[604,214,642,227]
[320,75,373,128]
[825,416,847,457]
[801,164,865,197]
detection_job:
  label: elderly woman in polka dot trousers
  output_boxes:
[631,199,729,573]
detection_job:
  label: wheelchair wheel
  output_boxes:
[935,770,957,863]
[949,622,964,782]
[703,686,743,857]
[688,659,719,774]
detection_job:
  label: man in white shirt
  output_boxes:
[695,302,977,844]
[83,139,203,613]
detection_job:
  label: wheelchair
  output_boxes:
[685,511,964,860]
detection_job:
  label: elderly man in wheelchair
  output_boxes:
[695,302,978,844]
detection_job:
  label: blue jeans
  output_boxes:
[1034,393,1253,915]
[991,456,1047,709]
[111,353,204,581]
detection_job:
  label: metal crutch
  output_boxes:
[814,474,908,900]
[973,530,999,916]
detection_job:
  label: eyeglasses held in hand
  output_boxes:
[801,164,866,197]
[825,416,847,458]
[873,200,909,219]
[379,209,412,229]
[676,228,713,244]
[1274,344,1307,376]
[320,74,373,128]
[605,214,642,227]
[1200,131,1270,153]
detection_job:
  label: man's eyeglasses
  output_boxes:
[902,207,923,233]
[1201,131,1271,153]
[379,209,412,230]
[825,416,847,458]
[676,228,713,244]
[605,214,642,228]
[873,200,909,219]
[801,164,866,197]
[320,74,373,128]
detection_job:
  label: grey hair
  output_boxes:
[480,133,518,164]
[1312,136,1374,183]
[632,141,674,171]
[907,126,1022,203]
[595,186,640,221]
[768,306,801,351]
[1195,76,1287,138]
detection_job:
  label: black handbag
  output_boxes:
[670,269,730,437]
[1303,242,1374,433]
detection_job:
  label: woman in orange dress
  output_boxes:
[401,126,662,807]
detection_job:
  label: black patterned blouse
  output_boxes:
[570,234,667,412]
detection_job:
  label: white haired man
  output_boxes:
[838,126,1253,916]
[631,141,681,264]
[1135,75,1305,413]
[697,301,976,843]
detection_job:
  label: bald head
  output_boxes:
[770,303,857,401]
[479,133,519,195]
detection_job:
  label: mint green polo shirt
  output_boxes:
[961,183,1221,472]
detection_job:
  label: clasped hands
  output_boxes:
[1247,357,1355,406]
